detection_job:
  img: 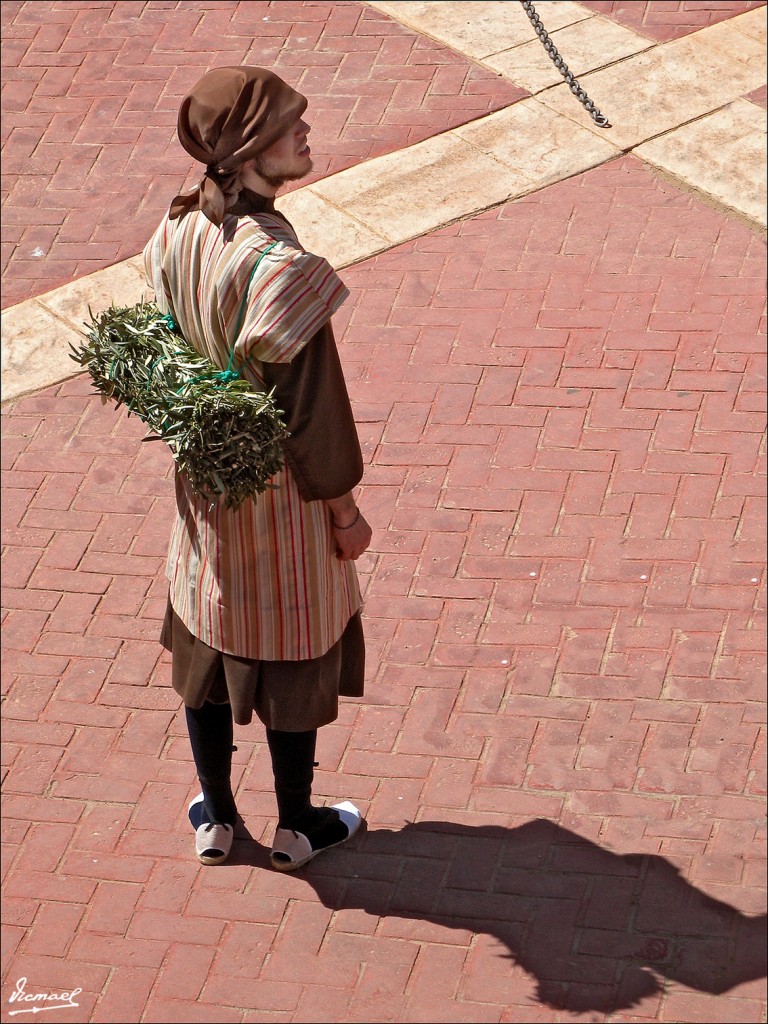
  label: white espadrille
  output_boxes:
[188,793,234,865]
[270,801,363,872]
[195,821,234,865]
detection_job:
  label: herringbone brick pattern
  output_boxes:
[580,0,766,40]
[2,154,765,1022]
[0,0,525,308]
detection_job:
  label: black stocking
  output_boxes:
[185,701,238,826]
[265,728,317,829]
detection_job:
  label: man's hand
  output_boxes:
[326,494,372,561]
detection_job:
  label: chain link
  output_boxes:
[519,0,611,128]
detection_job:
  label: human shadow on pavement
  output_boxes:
[232,817,766,1014]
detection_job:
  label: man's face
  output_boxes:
[254,117,313,188]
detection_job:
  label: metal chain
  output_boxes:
[519,0,611,128]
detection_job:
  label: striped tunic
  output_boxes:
[143,205,362,661]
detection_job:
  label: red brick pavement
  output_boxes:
[747,82,768,106]
[580,0,766,40]
[0,0,525,308]
[2,154,766,1022]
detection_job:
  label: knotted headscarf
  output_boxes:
[169,66,307,226]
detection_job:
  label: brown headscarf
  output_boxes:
[169,66,307,226]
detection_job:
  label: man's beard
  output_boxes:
[253,155,313,191]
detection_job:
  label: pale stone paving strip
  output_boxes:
[2,2,765,403]
[291,106,620,246]
[369,1,766,212]
[1,259,147,403]
[534,7,766,147]
[636,99,768,226]
[484,15,655,91]
[366,0,597,60]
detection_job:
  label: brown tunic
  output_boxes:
[160,603,364,729]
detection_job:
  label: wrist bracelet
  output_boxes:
[333,507,360,530]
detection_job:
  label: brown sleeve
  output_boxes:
[261,321,364,502]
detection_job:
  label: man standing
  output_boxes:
[143,66,372,869]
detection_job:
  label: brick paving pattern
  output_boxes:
[580,0,766,40]
[3,153,766,1022]
[1,1,766,1022]
[0,0,525,308]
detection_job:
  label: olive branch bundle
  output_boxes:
[70,302,289,510]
